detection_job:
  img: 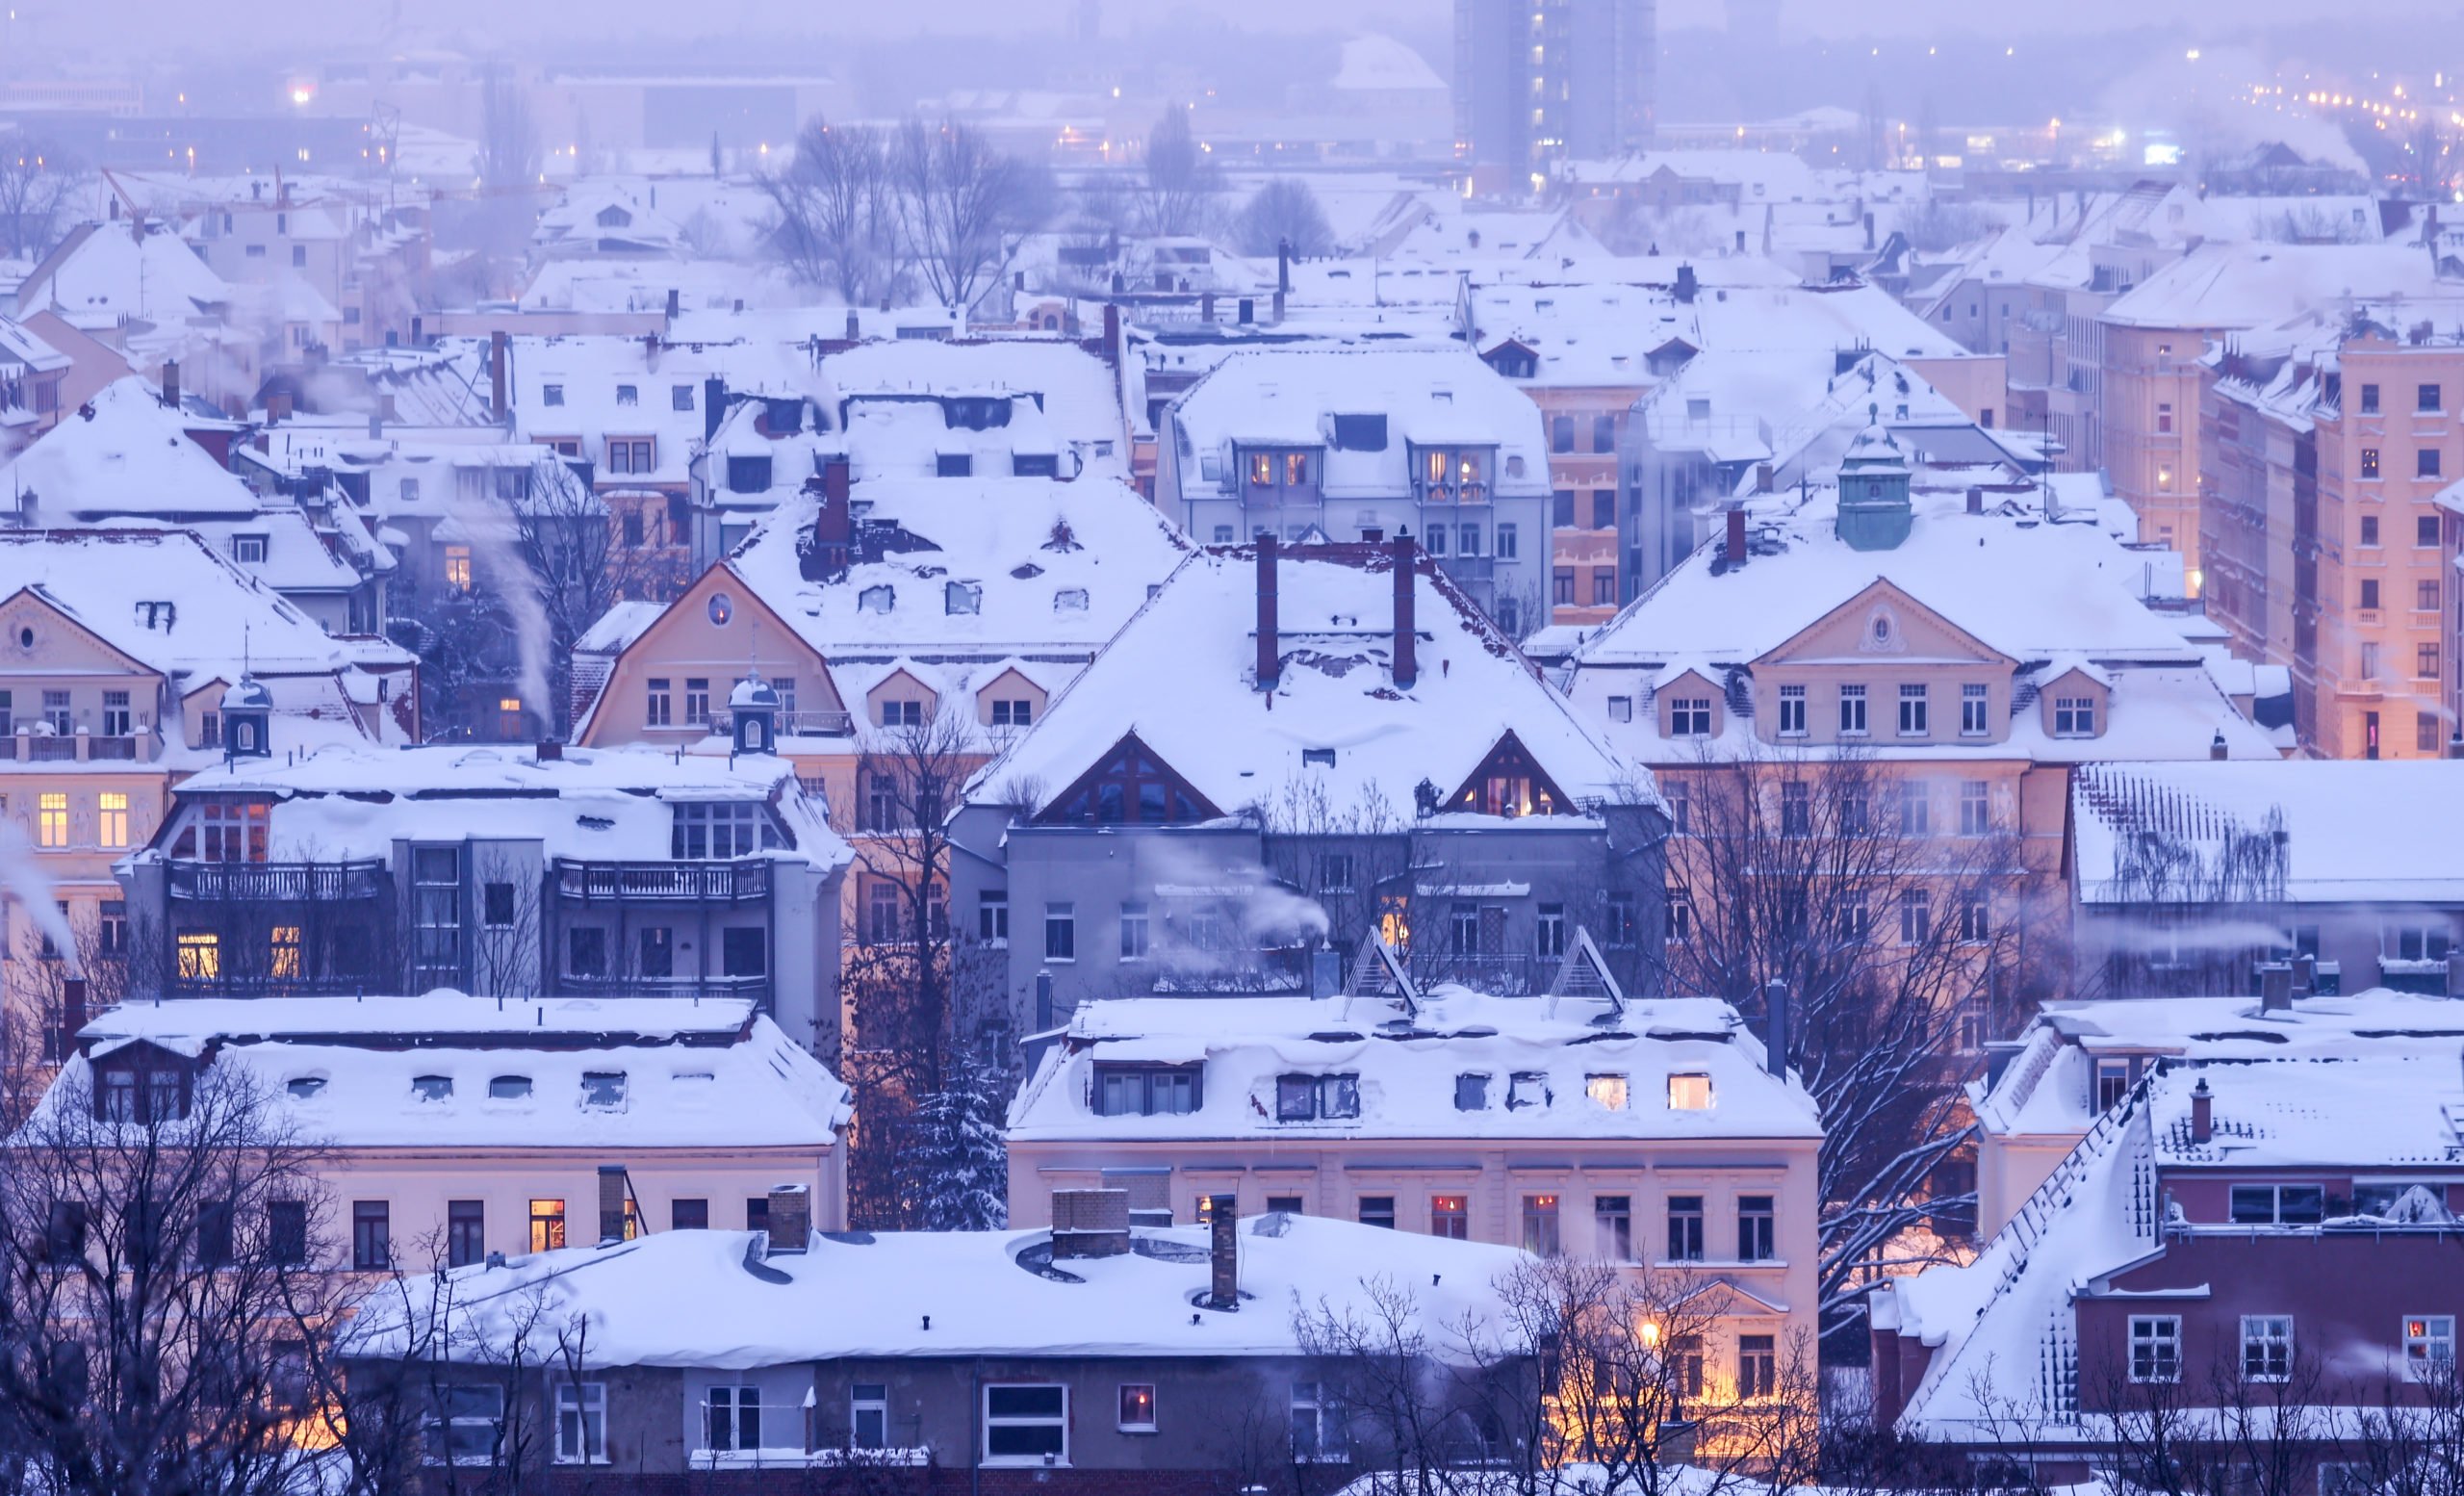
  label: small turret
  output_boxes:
[731,672,780,755]
[1835,405,1913,553]
[220,675,273,761]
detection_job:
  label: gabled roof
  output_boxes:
[0,376,263,520]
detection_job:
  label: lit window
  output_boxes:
[37,791,66,848]
[529,1199,567,1252]
[1584,1073,1629,1110]
[1666,1072,1712,1110]
[97,791,129,849]
[2405,1316,2456,1379]
[1116,1382,1157,1432]
[443,545,474,592]
[176,932,219,980]
[270,925,301,979]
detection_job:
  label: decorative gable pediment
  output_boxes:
[1757,580,2012,671]
[1447,729,1575,817]
[1035,731,1220,827]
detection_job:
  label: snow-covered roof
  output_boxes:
[967,544,1647,821]
[1331,34,1445,92]
[1011,982,1818,1143]
[1562,151,1824,200]
[820,339,1128,479]
[1170,346,1553,500]
[344,1213,1533,1368]
[0,376,263,520]
[149,742,848,869]
[2072,761,2464,906]
[13,221,234,324]
[61,997,849,1150]
[1974,990,2464,1142]
[2101,242,2451,330]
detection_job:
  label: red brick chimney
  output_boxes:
[1725,506,1747,564]
[1255,533,1280,691]
[1207,1195,1239,1308]
[1391,534,1417,689]
[2190,1077,2212,1144]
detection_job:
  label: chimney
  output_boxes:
[369,411,383,441]
[1310,946,1342,999]
[56,975,88,1061]
[2446,950,2464,999]
[2259,962,2292,1013]
[665,287,680,323]
[703,375,727,441]
[489,329,510,423]
[161,359,180,411]
[266,391,294,423]
[764,1183,812,1253]
[1050,1188,1130,1259]
[1035,969,1054,1031]
[597,1164,629,1246]
[1207,1196,1239,1308]
[1965,485,1984,515]
[1102,303,1120,367]
[537,738,562,761]
[2209,731,2229,761]
[411,314,424,347]
[844,308,861,342]
[1673,262,1698,303]
[1390,535,1417,689]
[1725,506,1747,564]
[2292,953,2317,997]
[2189,1077,2212,1144]
[1754,463,1774,495]
[1201,290,1216,322]
[1763,979,1789,1075]
[1254,532,1281,691]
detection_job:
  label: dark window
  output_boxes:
[2360,382,2380,414]
[196,1201,234,1266]
[2421,514,2443,547]
[639,927,674,978]
[1550,415,1575,453]
[2422,383,2443,413]
[1553,490,1576,526]
[671,1199,709,1230]
[567,927,606,978]
[747,1197,769,1231]
[1453,1072,1489,1111]
[721,927,766,977]
[352,1200,390,1270]
[1667,1196,1704,1261]
[268,1200,309,1266]
[448,1200,484,1267]
[2421,449,2444,479]
[1737,1196,1776,1261]
[1330,414,1387,451]
[45,1201,87,1265]
[1357,1196,1396,1229]
[1594,1196,1633,1260]
[936,452,973,477]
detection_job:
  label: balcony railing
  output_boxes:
[1412,479,1492,506]
[551,858,773,903]
[0,732,151,763]
[167,860,389,902]
[555,971,772,1002]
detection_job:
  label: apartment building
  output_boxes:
[47,993,853,1263]
[1008,945,1822,1376]
[1874,1053,2464,1486]
[116,740,849,1054]
[1158,346,1553,632]
[947,538,1664,1029]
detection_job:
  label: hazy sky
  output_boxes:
[21,0,2460,58]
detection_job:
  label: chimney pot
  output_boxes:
[1390,536,1417,689]
[161,359,180,411]
[2209,731,2229,761]
[1050,1188,1130,1258]
[763,1183,811,1254]
[489,329,510,424]
[1725,506,1747,564]
[2259,963,2292,1012]
[57,976,89,1060]
[537,738,562,761]
[2292,953,2316,996]
[2189,1077,2213,1144]
[1255,533,1280,692]
[1206,1196,1239,1308]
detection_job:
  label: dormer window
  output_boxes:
[489,1075,533,1100]
[1667,1073,1713,1110]
[1275,1073,1361,1122]
[937,452,973,477]
[1053,588,1089,613]
[1300,748,1336,768]
[616,384,639,407]
[1453,1072,1490,1110]
[1092,1064,1200,1116]
[136,601,175,632]
[945,581,982,615]
[1506,1071,1551,1110]
[286,1076,326,1100]
[2054,696,2096,736]
[231,534,269,564]
[96,1063,189,1123]
[859,585,894,614]
[580,1071,628,1110]
[411,1074,453,1103]
[727,455,772,494]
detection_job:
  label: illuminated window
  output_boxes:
[1116,1382,1157,1432]
[1584,1073,1629,1110]
[1430,1195,1468,1239]
[2405,1316,2455,1379]
[97,792,129,849]
[1666,1072,1713,1110]
[443,545,474,592]
[270,926,301,979]
[36,792,67,848]
[176,932,219,980]
[529,1199,567,1252]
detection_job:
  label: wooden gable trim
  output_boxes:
[1446,728,1578,817]
[0,584,167,681]
[1032,730,1222,827]
[1754,579,2015,671]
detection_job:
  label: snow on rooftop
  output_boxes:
[1331,34,1446,92]
[2072,761,2464,906]
[2102,242,2451,330]
[346,1213,1533,1368]
[0,376,262,519]
[968,545,1647,822]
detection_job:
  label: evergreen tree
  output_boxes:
[897,1048,1009,1230]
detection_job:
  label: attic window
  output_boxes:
[1300,748,1336,768]
[1667,1073,1713,1110]
[1453,1072,1490,1111]
[488,1075,532,1100]
[616,384,639,407]
[1506,1071,1551,1110]
[411,1074,452,1103]
[1053,588,1089,613]
[543,384,565,406]
[1275,1072,1361,1122]
[286,1076,326,1099]
[945,581,982,615]
[859,585,895,614]
[580,1071,628,1109]
[1330,414,1388,451]
[1585,1074,1630,1110]
[136,602,175,632]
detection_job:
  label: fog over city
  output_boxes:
[3,0,2464,1491]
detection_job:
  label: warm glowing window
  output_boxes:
[444,545,474,592]
[1667,1072,1713,1110]
[97,792,129,849]
[1584,1073,1630,1110]
[529,1199,567,1252]
[37,792,67,848]
[176,932,219,980]
[270,926,302,979]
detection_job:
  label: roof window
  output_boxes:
[1507,1071,1551,1110]
[411,1074,453,1103]
[580,1071,628,1110]
[488,1075,532,1100]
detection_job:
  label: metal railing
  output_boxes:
[551,859,773,903]
[555,971,771,1002]
[167,860,388,902]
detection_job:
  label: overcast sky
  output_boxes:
[21,0,2457,60]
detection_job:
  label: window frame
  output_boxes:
[553,1381,609,1464]
[2241,1314,2294,1382]
[982,1382,1069,1466]
[2128,1314,2182,1383]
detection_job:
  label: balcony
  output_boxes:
[555,971,772,1003]
[167,860,388,902]
[551,858,773,903]
[0,732,150,763]
[1412,479,1492,506]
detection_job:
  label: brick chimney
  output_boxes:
[1207,1196,1239,1308]
[55,975,88,1062]
[2189,1077,2212,1144]
[537,739,562,761]
[2447,950,2464,999]
[704,375,727,441]
[597,1165,629,1246]
[764,1183,811,1254]
[1102,303,1120,368]
[2209,731,2229,761]
[1050,1188,1130,1259]
[1725,506,1747,564]
[161,359,180,411]
[1391,535,1417,689]
[1255,533,1280,691]
[489,330,510,423]
[2259,963,2292,1013]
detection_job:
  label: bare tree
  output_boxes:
[0,136,78,261]
[0,1062,380,1495]
[1139,107,1222,238]
[1233,178,1336,258]
[762,118,901,305]
[1655,743,2049,1347]
[889,118,1052,319]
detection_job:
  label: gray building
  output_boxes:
[117,727,849,1055]
[948,539,1664,1034]
[1454,0,1656,192]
